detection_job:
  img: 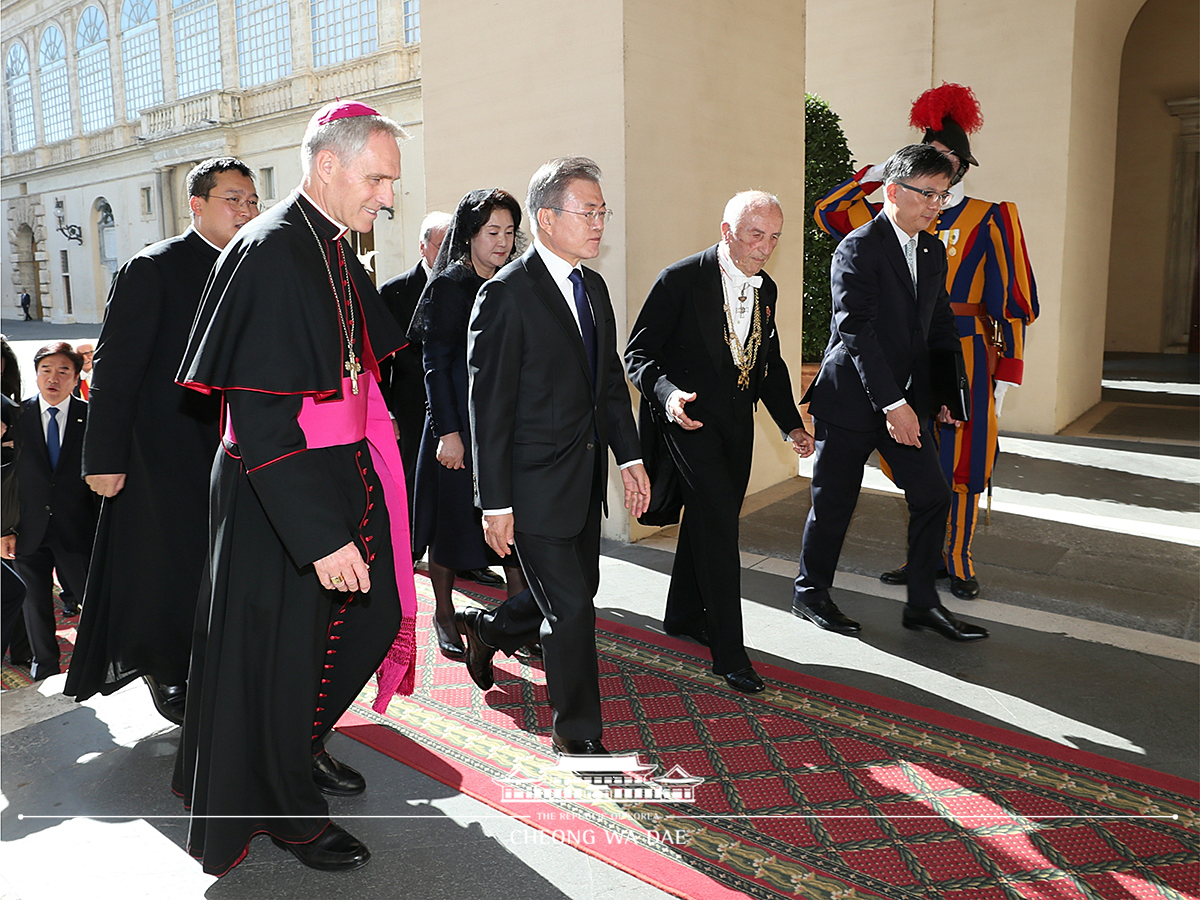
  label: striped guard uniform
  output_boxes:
[814,166,1039,579]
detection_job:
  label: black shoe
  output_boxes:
[458,567,504,587]
[949,575,980,599]
[792,599,861,635]
[721,667,765,694]
[144,676,186,725]
[455,607,497,690]
[61,605,80,617]
[879,565,950,585]
[664,626,710,647]
[515,640,543,660]
[271,823,370,871]
[28,663,60,680]
[551,728,609,757]
[902,605,989,641]
[434,618,466,660]
[312,748,366,796]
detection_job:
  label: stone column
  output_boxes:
[422,0,806,540]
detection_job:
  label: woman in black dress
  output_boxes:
[409,189,529,657]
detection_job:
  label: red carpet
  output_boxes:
[340,577,1200,900]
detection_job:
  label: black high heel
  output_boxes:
[435,617,466,660]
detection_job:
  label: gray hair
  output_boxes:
[722,190,782,231]
[420,210,453,242]
[526,157,601,233]
[301,113,409,174]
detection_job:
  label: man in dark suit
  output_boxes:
[794,144,988,642]
[626,192,813,694]
[461,157,650,756]
[378,211,450,516]
[12,343,98,679]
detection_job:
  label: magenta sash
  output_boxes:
[224,375,418,703]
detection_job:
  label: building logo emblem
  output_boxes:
[496,753,703,804]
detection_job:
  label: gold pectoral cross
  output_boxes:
[345,353,362,393]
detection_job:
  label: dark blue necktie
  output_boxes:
[569,269,596,382]
[47,407,60,470]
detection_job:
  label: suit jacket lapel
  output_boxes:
[521,248,593,389]
[698,246,731,374]
[23,398,50,472]
[59,396,85,472]
[875,212,916,301]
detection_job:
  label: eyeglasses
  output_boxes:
[206,194,260,212]
[895,182,954,208]
[549,207,613,224]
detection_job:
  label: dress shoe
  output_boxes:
[721,667,765,694]
[60,605,80,617]
[664,626,710,647]
[792,599,861,635]
[515,640,543,660]
[551,729,609,757]
[312,748,366,796]
[879,565,950,585]
[454,607,497,690]
[902,605,989,641]
[434,618,466,660]
[28,663,60,681]
[144,675,186,725]
[457,567,504,587]
[949,575,980,599]
[271,823,370,871]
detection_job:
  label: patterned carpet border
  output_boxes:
[340,578,1200,900]
[1,589,76,690]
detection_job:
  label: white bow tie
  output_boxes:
[730,274,763,292]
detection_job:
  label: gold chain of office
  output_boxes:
[723,286,762,390]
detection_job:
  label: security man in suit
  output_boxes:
[460,157,650,756]
[11,343,98,679]
[626,191,813,694]
[794,144,988,642]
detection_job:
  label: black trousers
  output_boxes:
[795,416,951,610]
[14,529,89,678]
[661,400,755,675]
[477,488,603,742]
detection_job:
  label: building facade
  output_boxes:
[2,0,427,324]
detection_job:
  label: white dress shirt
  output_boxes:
[38,394,72,446]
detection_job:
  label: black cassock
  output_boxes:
[66,228,220,699]
[172,192,412,876]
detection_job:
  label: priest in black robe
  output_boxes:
[65,158,259,722]
[173,100,417,876]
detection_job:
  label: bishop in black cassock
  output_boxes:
[173,102,416,876]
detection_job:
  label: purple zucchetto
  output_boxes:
[308,99,381,129]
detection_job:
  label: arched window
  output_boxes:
[310,0,376,68]
[4,42,35,151]
[38,26,72,143]
[77,6,115,132]
[120,0,163,120]
[235,0,291,87]
[173,0,220,98]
